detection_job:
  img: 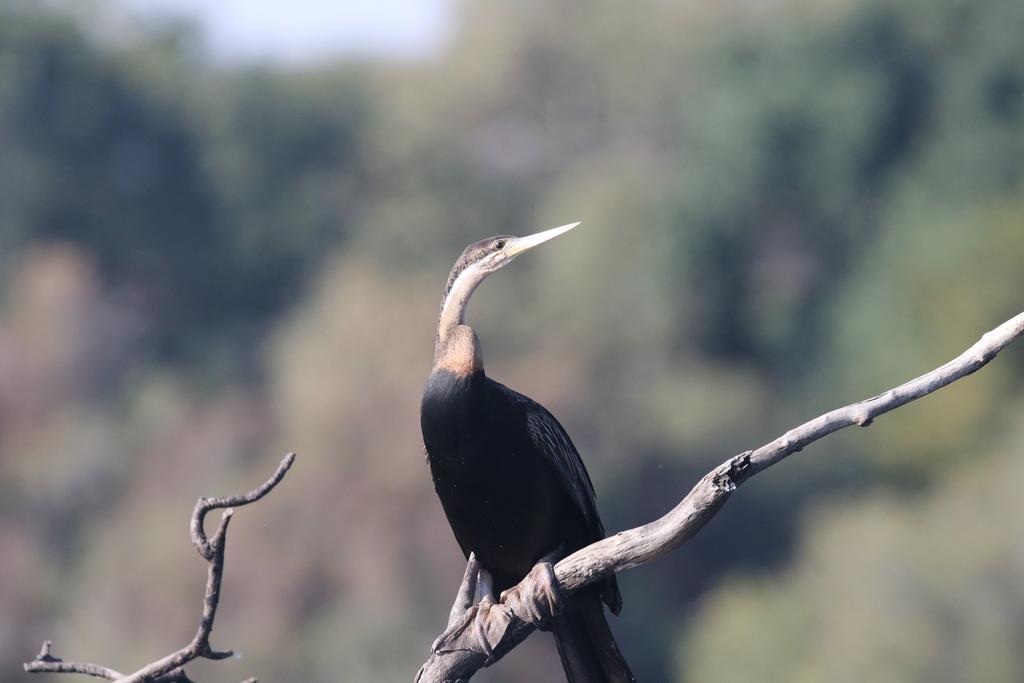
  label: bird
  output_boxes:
[420,222,634,682]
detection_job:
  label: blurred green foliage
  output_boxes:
[682,414,1024,683]
[0,0,1021,681]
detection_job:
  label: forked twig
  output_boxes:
[25,453,297,683]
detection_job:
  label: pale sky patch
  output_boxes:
[117,0,452,62]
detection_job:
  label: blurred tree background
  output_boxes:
[1,0,1022,681]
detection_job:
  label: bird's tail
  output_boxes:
[551,592,635,683]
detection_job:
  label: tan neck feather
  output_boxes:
[434,324,482,376]
[434,265,485,375]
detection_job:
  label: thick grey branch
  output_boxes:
[25,453,296,683]
[417,310,1024,682]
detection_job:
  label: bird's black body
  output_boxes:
[420,225,633,682]
[421,367,620,609]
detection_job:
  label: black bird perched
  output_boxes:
[420,222,634,682]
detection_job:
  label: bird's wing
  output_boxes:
[491,380,605,537]
[490,379,623,614]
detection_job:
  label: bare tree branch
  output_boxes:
[417,310,1024,682]
[191,453,296,560]
[23,641,125,680]
[25,453,297,683]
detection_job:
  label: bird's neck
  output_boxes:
[434,267,485,376]
[434,324,483,377]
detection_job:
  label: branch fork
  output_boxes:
[25,453,296,683]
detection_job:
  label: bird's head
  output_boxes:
[441,222,580,307]
[435,222,580,365]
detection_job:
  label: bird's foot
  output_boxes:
[499,560,563,629]
[432,558,511,663]
[431,555,564,663]
[432,600,512,664]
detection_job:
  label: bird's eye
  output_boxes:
[494,239,506,251]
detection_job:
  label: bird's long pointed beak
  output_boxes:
[505,221,581,257]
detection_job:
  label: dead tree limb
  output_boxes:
[24,452,297,683]
[417,310,1024,682]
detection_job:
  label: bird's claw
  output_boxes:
[432,559,563,662]
[499,560,563,629]
[431,599,511,663]
[432,561,507,661]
